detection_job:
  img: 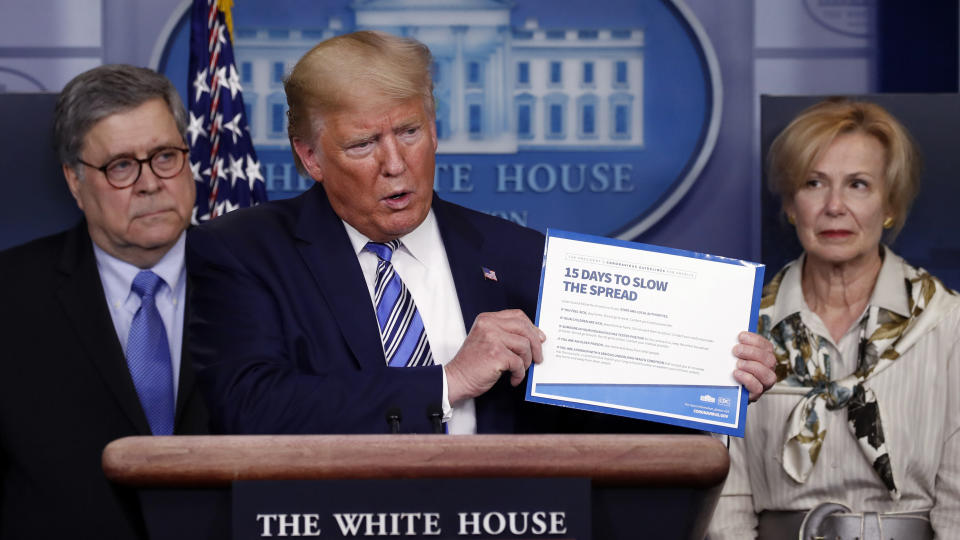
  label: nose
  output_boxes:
[134,164,164,194]
[129,159,171,199]
[379,135,406,178]
[824,186,846,216]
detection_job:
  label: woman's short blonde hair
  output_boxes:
[284,30,434,175]
[767,98,921,239]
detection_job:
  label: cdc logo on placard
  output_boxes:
[156,0,721,239]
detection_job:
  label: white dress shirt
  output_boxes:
[343,210,477,434]
[708,251,960,539]
[93,232,187,400]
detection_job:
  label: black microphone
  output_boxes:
[385,407,402,434]
[426,403,444,434]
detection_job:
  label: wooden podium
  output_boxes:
[103,434,728,539]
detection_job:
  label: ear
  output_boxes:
[62,164,85,211]
[781,196,795,221]
[292,137,324,183]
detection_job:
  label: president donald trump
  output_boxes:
[186,30,776,435]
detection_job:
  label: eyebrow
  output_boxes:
[808,169,877,179]
[342,133,378,148]
[394,119,420,133]
[100,143,184,164]
[342,119,422,148]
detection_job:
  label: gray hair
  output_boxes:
[54,64,188,172]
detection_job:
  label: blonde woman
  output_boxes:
[709,99,960,539]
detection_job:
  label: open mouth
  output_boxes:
[382,191,412,208]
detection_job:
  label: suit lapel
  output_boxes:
[294,184,386,369]
[55,224,152,435]
[433,197,519,434]
[433,196,508,330]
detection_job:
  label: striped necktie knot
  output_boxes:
[365,240,401,263]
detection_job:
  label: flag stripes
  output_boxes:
[188,0,267,222]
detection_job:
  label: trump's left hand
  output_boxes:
[732,331,777,402]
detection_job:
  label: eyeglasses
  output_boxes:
[77,147,190,189]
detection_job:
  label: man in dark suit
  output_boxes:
[187,31,776,436]
[0,65,208,539]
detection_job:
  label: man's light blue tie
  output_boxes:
[365,241,434,367]
[126,270,175,435]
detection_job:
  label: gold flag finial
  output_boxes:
[217,0,235,41]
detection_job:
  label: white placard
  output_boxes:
[527,229,765,436]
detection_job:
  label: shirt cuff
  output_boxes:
[711,432,730,448]
[440,365,453,421]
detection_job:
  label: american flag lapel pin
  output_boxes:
[482,266,498,282]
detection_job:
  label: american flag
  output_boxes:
[187,0,267,223]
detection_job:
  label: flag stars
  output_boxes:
[190,160,203,182]
[228,154,246,188]
[245,154,264,192]
[191,206,205,226]
[214,199,240,217]
[192,68,210,102]
[214,66,228,93]
[188,2,268,222]
[223,112,243,144]
[225,64,243,99]
[187,111,208,145]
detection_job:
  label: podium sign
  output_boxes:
[233,478,590,539]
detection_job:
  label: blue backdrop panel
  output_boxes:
[158,0,720,242]
[0,93,82,251]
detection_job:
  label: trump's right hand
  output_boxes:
[444,309,546,404]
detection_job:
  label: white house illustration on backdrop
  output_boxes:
[234,0,644,154]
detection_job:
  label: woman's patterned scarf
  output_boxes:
[758,251,956,500]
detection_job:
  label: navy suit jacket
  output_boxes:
[187,184,552,434]
[0,223,209,539]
